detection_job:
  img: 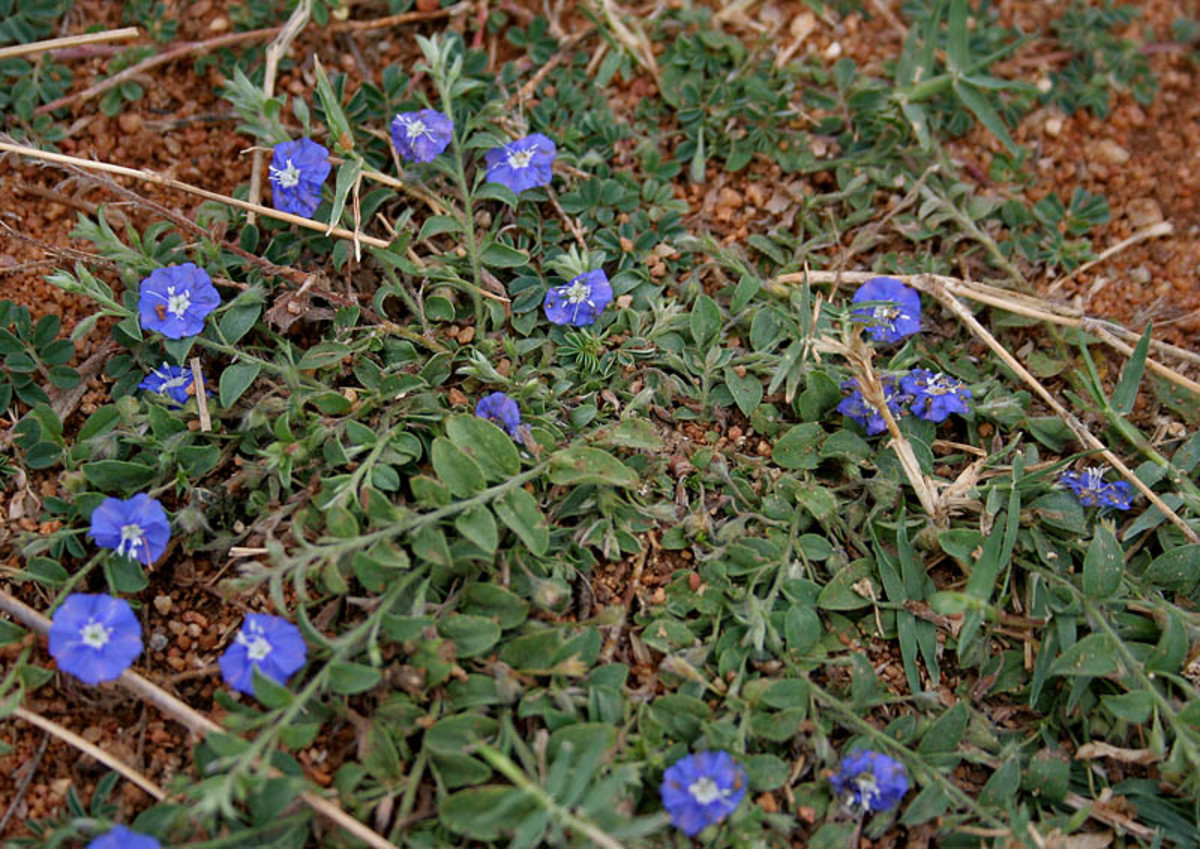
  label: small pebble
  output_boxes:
[153,594,172,616]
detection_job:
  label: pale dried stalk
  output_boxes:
[0,590,398,849]
[0,27,140,60]
[12,706,166,800]
[1049,221,1174,294]
[328,1,471,32]
[247,0,313,226]
[189,357,212,432]
[0,141,391,248]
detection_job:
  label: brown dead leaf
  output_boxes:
[1074,742,1159,766]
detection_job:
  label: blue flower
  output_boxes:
[660,751,747,837]
[485,133,556,194]
[475,392,522,438]
[269,137,331,217]
[899,369,971,423]
[1060,467,1134,510]
[88,494,171,566]
[219,613,308,696]
[851,277,921,343]
[138,263,221,340]
[836,377,906,435]
[544,270,613,327]
[830,749,909,813]
[86,826,160,849]
[49,594,143,685]
[391,109,453,163]
[138,363,206,406]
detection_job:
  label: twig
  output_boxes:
[0,589,399,849]
[0,141,391,248]
[247,1,313,226]
[12,707,166,800]
[0,733,48,834]
[190,357,212,432]
[328,2,472,32]
[0,27,139,60]
[35,27,285,115]
[1048,221,1174,294]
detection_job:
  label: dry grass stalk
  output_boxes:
[0,27,140,60]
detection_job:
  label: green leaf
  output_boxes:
[772,423,824,470]
[689,294,721,350]
[1049,633,1120,678]
[326,662,381,695]
[431,437,486,497]
[918,701,967,754]
[1112,323,1151,415]
[218,301,260,345]
[723,366,762,416]
[492,488,550,555]
[816,559,874,610]
[549,446,637,487]
[297,341,352,370]
[326,157,363,233]
[438,614,501,659]
[418,215,464,241]
[219,361,261,408]
[313,57,353,147]
[439,786,534,840]
[83,460,156,492]
[1141,544,1200,593]
[445,414,520,481]
[953,79,1018,154]
[592,418,663,451]
[454,505,498,554]
[946,0,969,71]
[480,241,529,268]
[1082,524,1123,599]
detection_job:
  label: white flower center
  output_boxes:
[688,776,725,805]
[404,118,429,139]
[160,374,190,392]
[166,286,191,318]
[924,373,957,395]
[271,158,301,188]
[564,279,592,305]
[237,626,273,662]
[116,523,145,558]
[506,147,536,169]
[854,773,881,808]
[80,619,112,650]
[873,304,900,323]
[1084,467,1105,489]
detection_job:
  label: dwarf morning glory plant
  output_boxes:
[544,270,613,327]
[49,594,143,685]
[86,825,161,849]
[88,493,171,566]
[139,363,204,406]
[660,751,748,837]
[391,109,453,163]
[219,613,308,696]
[269,137,332,217]
[830,749,909,813]
[851,276,921,343]
[485,133,556,194]
[837,377,906,435]
[138,263,221,340]
[900,369,971,422]
[1060,467,1134,510]
[475,392,522,438]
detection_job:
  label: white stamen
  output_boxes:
[854,773,881,809]
[116,523,145,558]
[1084,467,1106,489]
[165,286,191,318]
[80,619,112,649]
[404,118,430,140]
[506,146,537,169]
[237,623,273,661]
[688,776,726,805]
[872,304,901,323]
[270,158,301,188]
[563,279,593,305]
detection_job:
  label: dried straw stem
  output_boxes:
[0,590,399,849]
[329,2,471,32]
[0,27,140,60]
[0,141,390,248]
[12,707,166,800]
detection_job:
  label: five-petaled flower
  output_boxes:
[220,613,308,696]
[830,749,909,813]
[269,137,332,218]
[391,109,453,163]
[544,270,613,327]
[485,133,556,194]
[475,392,522,438]
[49,594,143,685]
[851,277,921,344]
[660,751,748,837]
[837,377,906,436]
[139,363,205,407]
[900,369,971,423]
[138,263,221,340]
[86,825,161,849]
[88,494,171,566]
[1060,467,1134,510]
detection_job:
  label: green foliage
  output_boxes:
[1048,1,1157,117]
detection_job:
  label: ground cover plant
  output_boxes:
[1,0,1200,846]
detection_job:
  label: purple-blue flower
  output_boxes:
[88,494,171,566]
[219,613,308,696]
[485,133,556,194]
[391,109,453,163]
[830,749,909,812]
[899,369,971,423]
[138,263,221,340]
[837,377,906,435]
[49,594,143,685]
[851,277,921,344]
[1060,467,1134,510]
[269,137,331,217]
[86,825,160,849]
[660,750,748,837]
[475,392,521,438]
[544,270,613,327]
[139,363,206,407]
